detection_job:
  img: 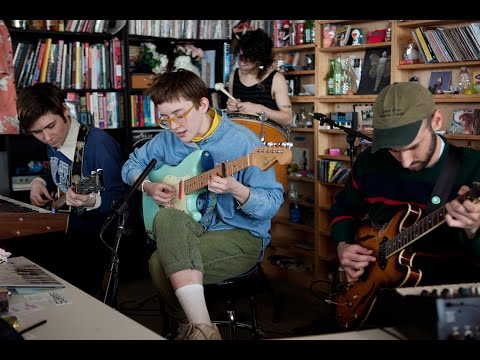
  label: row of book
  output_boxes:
[317,159,350,184]
[411,23,480,64]
[66,92,124,129]
[65,20,114,34]
[128,20,232,40]
[130,95,160,128]
[13,38,125,90]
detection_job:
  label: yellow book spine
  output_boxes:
[39,38,52,83]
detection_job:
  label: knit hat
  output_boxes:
[371,82,435,153]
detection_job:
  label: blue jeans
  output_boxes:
[148,208,262,321]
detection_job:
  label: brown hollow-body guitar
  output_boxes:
[330,182,480,330]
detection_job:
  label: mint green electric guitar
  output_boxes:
[142,146,292,238]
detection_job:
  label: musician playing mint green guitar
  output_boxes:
[121,69,287,340]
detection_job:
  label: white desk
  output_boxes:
[4,257,165,340]
[279,327,406,340]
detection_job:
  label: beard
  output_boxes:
[410,126,437,171]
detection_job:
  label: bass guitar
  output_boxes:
[47,169,104,212]
[142,146,292,238]
[329,182,480,330]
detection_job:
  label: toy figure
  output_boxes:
[351,29,362,45]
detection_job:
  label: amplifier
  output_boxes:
[394,283,480,340]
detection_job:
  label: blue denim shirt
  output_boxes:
[122,109,284,251]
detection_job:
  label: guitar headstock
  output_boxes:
[74,169,105,195]
[250,145,293,170]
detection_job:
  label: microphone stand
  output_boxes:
[311,113,372,167]
[100,159,157,307]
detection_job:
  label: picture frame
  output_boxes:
[428,71,452,94]
[448,109,476,135]
[353,104,374,131]
[333,25,351,47]
[291,146,311,171]
[356,47,391,95]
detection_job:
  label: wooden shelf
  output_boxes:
[273,44,315,53]
[317,20,377,25]
[398,60,480,71]
[284,70,315,76]
[318,154,350,161]
[290,95,316,103]
[396,20,471,28]
[316,95,376,103]
[273,216,315,233]
[318,41,391,53]
[287,199,314,208]
[287,175,315,183]
[290,127,314,133]
[443,134,480,141]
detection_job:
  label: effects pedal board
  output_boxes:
[395,283,480,340]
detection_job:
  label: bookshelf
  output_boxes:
[268,37,318,285]
[4,20,130,199]
[126,20,231,145]
[392,20,480,149]
[314,19,480,283]
[314,20,392,278]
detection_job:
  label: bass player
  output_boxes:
[16,82,127,298]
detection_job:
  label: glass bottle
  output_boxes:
[326,58,335,95]
[342,57,357,95]
[304,20,314,44]
[385,20,392,42]
[333,57,343,95]
[458,66,472,94]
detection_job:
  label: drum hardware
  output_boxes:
[226,112,290,192]
[258,111,267,142]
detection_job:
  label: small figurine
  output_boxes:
[351,29,362,45]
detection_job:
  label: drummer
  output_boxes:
[226,29,293,127]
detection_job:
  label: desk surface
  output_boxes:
[5,257,165,340]
[280,327,406,340]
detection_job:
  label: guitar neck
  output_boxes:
[51,195,67,210]
[386,188,477,259]
[184,154,250,194]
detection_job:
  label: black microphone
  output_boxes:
[310,113,327,126]
[100,158,157,234]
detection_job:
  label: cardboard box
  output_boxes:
[131,73,155,89]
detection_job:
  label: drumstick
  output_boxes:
[214,83,237,101]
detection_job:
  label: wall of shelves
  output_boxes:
[268,41,319,285]
[4,21,130,199]
[314,19,480,279]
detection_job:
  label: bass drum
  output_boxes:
[227,112,288,192]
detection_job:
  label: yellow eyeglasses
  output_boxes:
[158,105,195,129]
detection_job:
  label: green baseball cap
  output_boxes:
[371,82,435,153]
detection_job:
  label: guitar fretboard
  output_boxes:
[381,187,478,259]
[184,156,250,194]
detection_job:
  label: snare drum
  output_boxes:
[227,112,289,192]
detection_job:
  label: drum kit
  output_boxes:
[214,82,292,192]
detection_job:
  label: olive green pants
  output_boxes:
[148,208,262,321]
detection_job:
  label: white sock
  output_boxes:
[175,284,212,326]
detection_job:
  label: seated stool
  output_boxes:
[204,262,278,340]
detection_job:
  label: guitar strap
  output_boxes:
[425,143,462,214]
[71,124,91,215]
